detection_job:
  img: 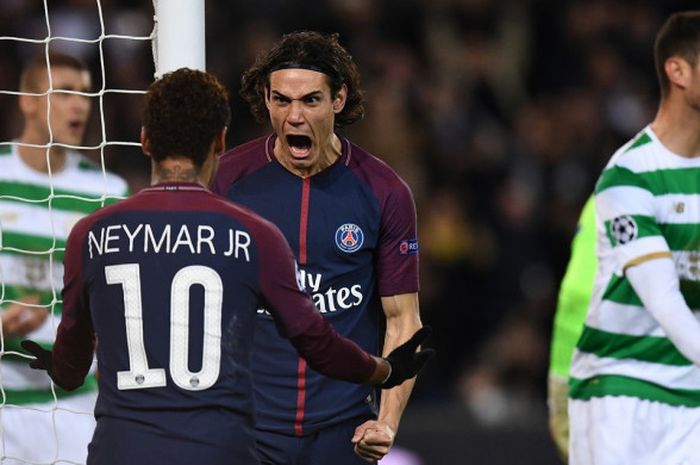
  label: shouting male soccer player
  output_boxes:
[214,31,423,464]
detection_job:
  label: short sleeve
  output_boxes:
[595,165,670,274]
[376,177,419,296]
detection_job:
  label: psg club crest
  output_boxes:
[335,223,364,253]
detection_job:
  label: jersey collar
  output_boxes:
[141,182,209,193]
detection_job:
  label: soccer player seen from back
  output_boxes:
[214,31,424,464]
[569,10,700,465]
[21,67,433,465]
[0,52,128,465]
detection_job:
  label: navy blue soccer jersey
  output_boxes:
[213,135,420,436]
[50,183,379,465]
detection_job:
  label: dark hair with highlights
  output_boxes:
[654,11,700,99]
[143,68,231,167]
[240,31,365,128]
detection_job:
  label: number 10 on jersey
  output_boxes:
[105,263,223,391]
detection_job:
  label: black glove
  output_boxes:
[21,339,53,374]
[380,326,435,389]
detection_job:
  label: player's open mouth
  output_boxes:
[287,134,312,157]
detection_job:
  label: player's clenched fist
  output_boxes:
[352,420,396,462]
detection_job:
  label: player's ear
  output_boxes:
[665,55,691,91]
[213,126,227,155]
[332,84,347,114]
[18,94,38,116]
[140,127,152,158]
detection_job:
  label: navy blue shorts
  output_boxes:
[256,416,375,465]
[88,415,259,465]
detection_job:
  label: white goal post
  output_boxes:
[152,0,206,76]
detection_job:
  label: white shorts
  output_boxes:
[1,391,96,465]
[570,396,700,465]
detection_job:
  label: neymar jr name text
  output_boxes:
[87,223,251,260]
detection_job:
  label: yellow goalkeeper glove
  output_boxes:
[548,374,569,462]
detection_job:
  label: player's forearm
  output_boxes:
[290,315,379,384]
[377,338,417,430]
[378,293,422,430]
[51,347,93,390]
[54,240,95,389]
[50,357,90,390]
[378,377,415,431]
[627,257,700,366]
[50,321,96,390]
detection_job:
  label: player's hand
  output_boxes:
[21,339,85,391]
[1,296,47,338]
[20,339,53,374]
[380,326,434,389]
[352,420,396,462]
[548,374,569,461]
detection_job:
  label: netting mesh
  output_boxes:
[0,1,155,463]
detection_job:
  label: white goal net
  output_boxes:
[0,1,203,464]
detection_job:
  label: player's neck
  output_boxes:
[651,100,700,158]
[152,158,204,186]
[16,138,68,173]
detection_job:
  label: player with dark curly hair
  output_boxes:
[239,30,364,129]
[142,68,231,168]
[214,31,426,464]
[21,67,432,465]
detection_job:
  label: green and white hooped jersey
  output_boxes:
[0,143,128,404]
[569,126,700,407]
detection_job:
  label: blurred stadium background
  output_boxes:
[1,0,698,463]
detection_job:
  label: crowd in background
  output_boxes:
[0,0,696,430]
